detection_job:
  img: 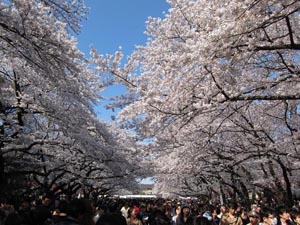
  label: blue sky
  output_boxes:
[77,0,170,121]
[76,1,170,185]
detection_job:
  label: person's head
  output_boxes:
[175,206,181,216]
[292,211,300,225]
[149,211,171,225]
[181,206,190,217]
[220,205,226,214]
[19,198,31,211]
[140,204,146,213]
[261,211,272,225]
[165,207,172,217]
[278,207,290,222]
[263,208,276,225]
[248,211,260,225]
[256,205,262,214]
[193,216,211,225]
[212,207,220,219]
[146,202,152,211]
[42,196,51,207]
[236,204,242,213]
[196,203,205,216]
[66,199,93,221]
[127,207,137,219]
[228,203,238,216]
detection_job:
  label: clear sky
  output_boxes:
[76,1,170,184]
[76,0,170,121]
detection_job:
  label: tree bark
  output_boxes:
[276,157,293,207]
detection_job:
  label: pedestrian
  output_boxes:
[31,195,53,225]
[176,205,194,225]
[193,216,211,225]
[55,198,94,225]
[121,202,130,219]
[212,207,221,225]
[127,206,143,225]
[172,205,181,225]
[247,211,260,225]
[97,213,127,225]
[276,207,292,225]
[220,203,243,225]
[291,211,300,225]
[260,211,272,225]
[202,205,213,222]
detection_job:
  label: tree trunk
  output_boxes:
[276,157,293,207]
[0,109,6,199]
[0,154,5,199]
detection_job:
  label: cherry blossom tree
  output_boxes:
[0,0,141,199]
[95,0,300,205]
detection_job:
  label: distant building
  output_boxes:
[138,183,154,195]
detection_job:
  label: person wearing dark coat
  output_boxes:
[96,214,127,225]
[193,216,211,225]
[148,203,171,225]
[276,207,293,225]
[176,205,194,225]
[31,196,53,225]
[55,199,94,225]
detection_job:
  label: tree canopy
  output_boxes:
[1,0,300,207]
[0,0,144,200]
[94,0,300,206]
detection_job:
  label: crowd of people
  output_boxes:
[0,195,300,225]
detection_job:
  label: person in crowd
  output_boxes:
[18,197,33,225]
[127,206,143,225]
[0,208,6,225]
[121,202,130,219]
[55,198,94,225]
[176,205,194,225]
[202,205,213,222]
[93,207,101,224]
[220,203,243,225]
[31,195,53,225]
[148,202,171,225]
[247,211,260,225]
[97,213,128,225]
[134,204,141,217]
[165,207,173,223]
[194,204,210,225]
[193,216,211,225]
[240,208,250,225]
[255,206,262,216]
[4,212,22,225]
[80,199,96,225]
[212,207,221,225]
[96,201,126,225]
[260,210,272,225]
[0,201,15,225]
[268,209,277,225]
[219,206,227,219]
[145,202,153,215]
[260,208,276,225]
[236,205,243,218]
[172,205,181,225]
[137,204,149,225]
[291,211,300,225]
[52,200,69,224]
[276,207,292,225]
[0,201,21,225]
